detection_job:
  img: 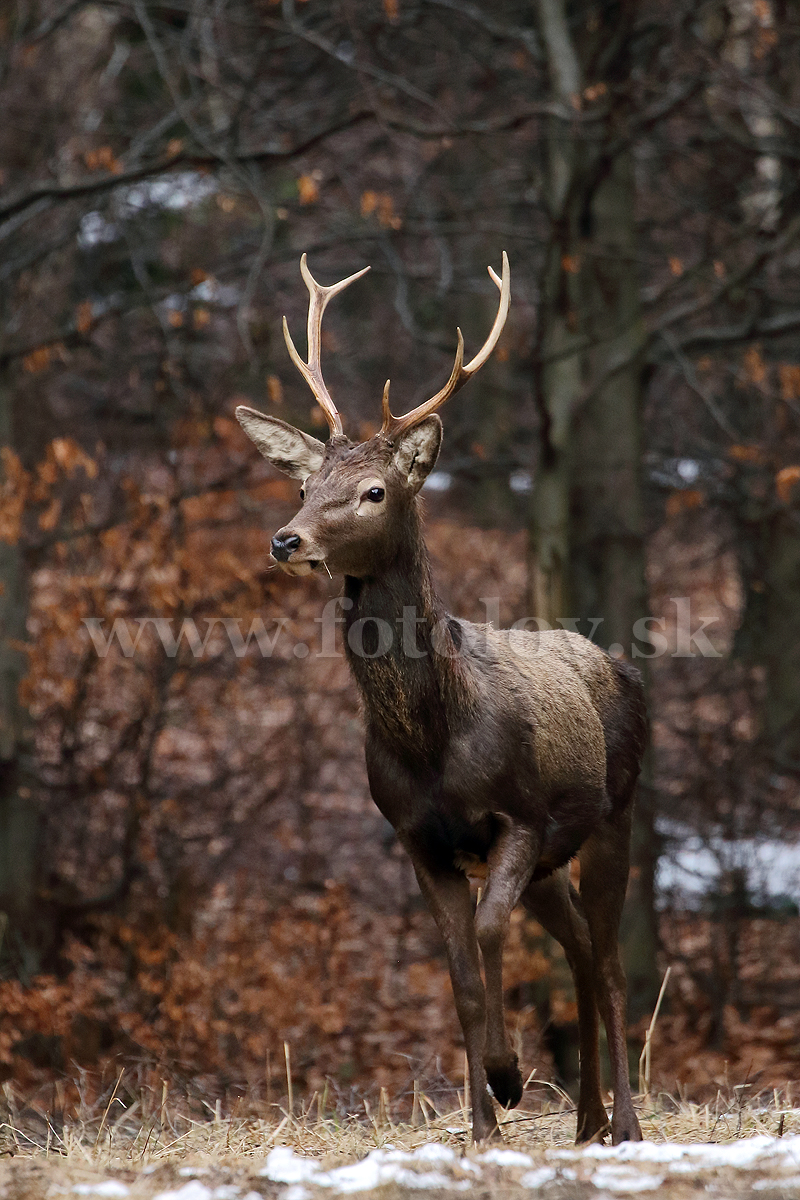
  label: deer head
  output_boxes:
[236,252,510,578]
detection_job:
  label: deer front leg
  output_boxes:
[408,852,499,1143]
[475,821,541,1111]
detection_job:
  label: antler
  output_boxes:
[380,251,511,440]
[283,254,371,438]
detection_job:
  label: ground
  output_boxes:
[2,1103,800,1199]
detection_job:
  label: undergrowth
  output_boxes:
[1,1072,798,1166]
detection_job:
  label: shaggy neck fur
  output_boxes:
[343,500,476,762]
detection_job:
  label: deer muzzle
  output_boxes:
[270,528,321,575]
[270,532,301,562]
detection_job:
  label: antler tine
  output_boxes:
[380,251,511,440]
[283,253,371,438]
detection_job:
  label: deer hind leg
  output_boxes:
[578,808,642,1144]
[522,866,609,1143]
[408,853,499,1143]
[474,821,542,1111]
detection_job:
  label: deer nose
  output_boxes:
[271,532,301,562]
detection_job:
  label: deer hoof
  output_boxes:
[575,1116,610,1145]
[484,1054,523,1109]
[611,1110,643,1144]
[473,1119,503,1145]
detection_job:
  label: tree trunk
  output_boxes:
[736,509,800,771]
[723,0,800,774]
[0,376,42,976]
[760,514,800,769]
[529,0,659,1031]
[527,0,583,628]
[569,149,658,1023]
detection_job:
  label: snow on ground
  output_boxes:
[655,827,800,909]
[72,1184,131,1198]
[34,1132,800,1199]
[254,1134,800,1194]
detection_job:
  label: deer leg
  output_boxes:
[578,810,642,1144]
[408,854,499,1142]
[522,867,609,1143]
[474,822,541,1110]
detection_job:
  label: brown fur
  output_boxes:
[236,345,646,1148]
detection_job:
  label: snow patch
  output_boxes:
[78,212,119,248]
[314,1157,384,1193]
[520,1166,558,1188]
[72,1185,130,1198]
[423,471,452,493]
[509,470,533,494]
[261,1148,320,1185]
[656,832,800,908]
[191,278,240,308]
[119,174,217,216]
[665,1135,780,1172]
[409,1143,457,1164]
[477,1148,534,1168]
[590,1167,665,1192]
[390,1170,468,1190]
[553,1134,800,1176]
[261,1136,800,1196]
[77,173,218,249]
[152,1183,213,1200]
[262,1145,471,1193]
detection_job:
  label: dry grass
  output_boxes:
[2,1077,800,1198]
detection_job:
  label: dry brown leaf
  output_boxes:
[23,345,52,374]
[742,344,767,387]
[76,300,94,335]
[297,174,320,205]
[666,489,705,516]
[728,443,765,464]
[776,464,800,503]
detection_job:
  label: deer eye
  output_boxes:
[366,486,385,503]
[299,486,305,500]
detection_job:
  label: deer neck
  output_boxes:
[343,505,475,758]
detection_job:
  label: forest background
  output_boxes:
[1,0,800,1125]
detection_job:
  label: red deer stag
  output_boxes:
[235,253,646,1145]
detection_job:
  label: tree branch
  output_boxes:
[24,0,87,43]
[671,309,800,354]
[266,10,444,114]
[0,111,373,226]
[423,0,542,59]
[659,329,740,440]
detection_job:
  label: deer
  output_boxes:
[235,253,647,1145]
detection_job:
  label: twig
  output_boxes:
[95,1068,124,1146]
[660,331,739,440]
[284,1041,294,1115]
[411,1079,422,1127]
[639,965,672,1097]
[463,1052,470,1124]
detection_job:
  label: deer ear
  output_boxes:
[391,415,442,494]
[236,407,326,479]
